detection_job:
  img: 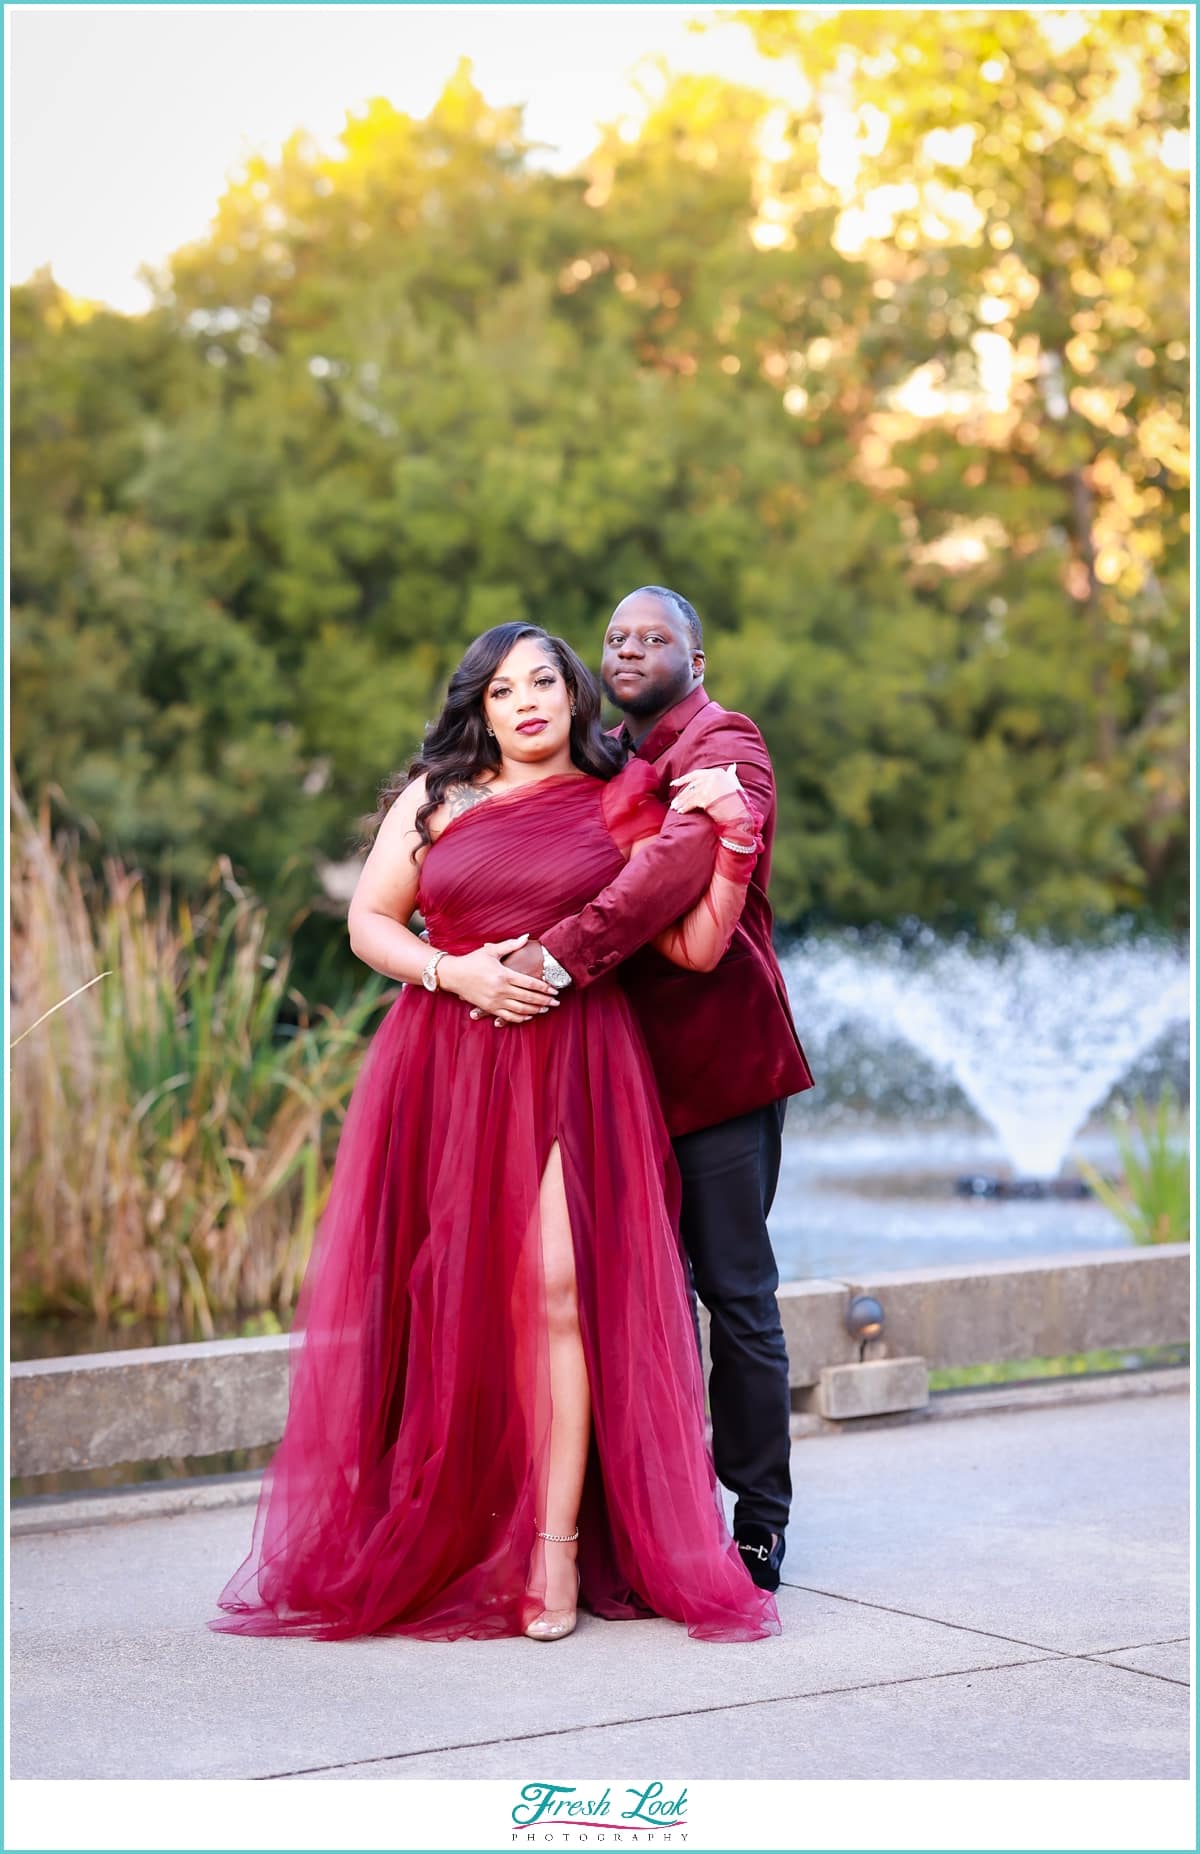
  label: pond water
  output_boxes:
[770,928,1189,1282]
[12,1104,1178,1364]
[11,934,1189,1360]
[771,1117,1140,1283]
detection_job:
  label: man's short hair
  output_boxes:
[627,585,703,650]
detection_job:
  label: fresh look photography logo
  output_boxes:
[510,1782,688,1841]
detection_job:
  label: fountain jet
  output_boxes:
[781,935,1190,1178]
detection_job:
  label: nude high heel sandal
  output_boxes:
[524,1527,580,1641]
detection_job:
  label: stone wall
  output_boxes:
[10,1246,1190,1477]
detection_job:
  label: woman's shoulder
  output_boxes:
[423,770,513,841]
[429,777,496,841]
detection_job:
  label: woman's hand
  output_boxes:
[668,764,744,815]
[438,936,560,1020]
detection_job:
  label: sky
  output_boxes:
[7,4,811,313]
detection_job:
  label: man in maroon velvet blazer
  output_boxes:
[506,586,814,1591]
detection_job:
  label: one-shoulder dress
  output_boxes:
[210,768,779,1642]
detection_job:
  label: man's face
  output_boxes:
[601,594,702,720]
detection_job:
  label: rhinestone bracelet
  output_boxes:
[719,836,757,854]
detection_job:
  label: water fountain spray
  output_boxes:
[781,934,1190,1184]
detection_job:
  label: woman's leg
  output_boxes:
[532,1140,590,1615]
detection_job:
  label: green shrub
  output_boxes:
[1076,1085,1191,1246]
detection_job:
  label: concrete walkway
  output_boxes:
[9,1384,1192,1781]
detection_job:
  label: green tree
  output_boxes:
[741,6,1190,921]
[10,34,1188,980]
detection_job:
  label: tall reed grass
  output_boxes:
[10,782,389,1336]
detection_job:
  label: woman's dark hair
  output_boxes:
[361,623,623,856]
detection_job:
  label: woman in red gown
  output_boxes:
[211,623,779,1645]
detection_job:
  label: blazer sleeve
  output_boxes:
[683,710,777,832]
[541,806,718,989]
[651,800,764,972]
[541,711,775,990]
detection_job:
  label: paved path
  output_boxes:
[9,1388,1191,1781]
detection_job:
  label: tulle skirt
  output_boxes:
[211,971,778,1643]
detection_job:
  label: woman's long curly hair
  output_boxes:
[361,623,623,857]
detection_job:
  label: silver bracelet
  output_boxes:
[719,836,756,854]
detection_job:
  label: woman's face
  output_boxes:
[482,637,574,764]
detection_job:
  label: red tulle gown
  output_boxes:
[211,767,779,1643]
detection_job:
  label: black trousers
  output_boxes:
[672,1098,791,1535]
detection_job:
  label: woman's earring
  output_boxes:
[485,724,495,738]
[570,704,577,717]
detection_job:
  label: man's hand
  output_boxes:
[439,937,559,1023]
[502,939,545,978]
[464,937,550,1025]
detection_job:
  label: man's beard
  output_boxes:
[602,674,669,717]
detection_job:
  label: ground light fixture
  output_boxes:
[845,1293,885,1362]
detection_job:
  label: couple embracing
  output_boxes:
[211,587,813,1647]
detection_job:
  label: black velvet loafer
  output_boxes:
[734,1523,785,1592]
